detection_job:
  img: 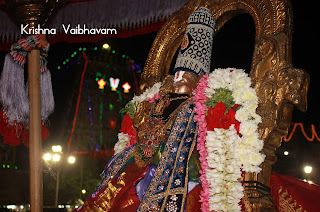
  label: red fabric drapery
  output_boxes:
[270,173,320,211]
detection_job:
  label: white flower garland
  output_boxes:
[204,68,265,211]
[131,82,162,107]
[206,126,243,211]
[114,132,130,155]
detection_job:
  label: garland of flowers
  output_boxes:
[114,82,161,155]
[193,68,265,212]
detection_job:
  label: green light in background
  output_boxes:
[109,103,114,111]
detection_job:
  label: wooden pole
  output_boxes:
[28,49,43,212]
[54,165,60,207]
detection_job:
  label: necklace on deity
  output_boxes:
[135,94,190,167]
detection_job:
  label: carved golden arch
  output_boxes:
[140,0,309,210]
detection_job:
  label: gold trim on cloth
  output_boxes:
[137,99,197,212]
[278,187,306,212]
[79,172,128,212]
[95,172,127,211]
[161,114,198,212]
[98,146,135,189]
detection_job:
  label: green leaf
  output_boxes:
[204,88,236,114]
[119,101,138,119]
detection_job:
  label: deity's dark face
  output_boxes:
[172,70,199,95]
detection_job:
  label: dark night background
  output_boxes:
[0,0,319,208]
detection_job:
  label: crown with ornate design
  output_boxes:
[174,7,215,75]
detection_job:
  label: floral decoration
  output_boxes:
[193,68,265,212]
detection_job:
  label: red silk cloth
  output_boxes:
[270,173,320,211]
[76,161,202,211]
[76,162,147,211]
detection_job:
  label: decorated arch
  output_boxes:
[139,0,310,210]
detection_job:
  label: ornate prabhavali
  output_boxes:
[140,0,310,211]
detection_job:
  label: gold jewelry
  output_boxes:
[134,146,152,167]
[169,96,189,101]
[134,97,192,167]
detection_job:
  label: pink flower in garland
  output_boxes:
[147,93,161,103]
[193,74,211,212]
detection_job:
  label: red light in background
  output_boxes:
[110,120,116,129]
[122,82,131,93]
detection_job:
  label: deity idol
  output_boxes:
[76,7,264,212]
